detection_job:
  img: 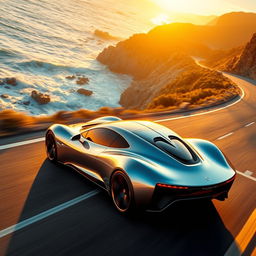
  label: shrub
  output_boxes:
[0,110,34,131]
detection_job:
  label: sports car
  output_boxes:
[45,116,236,213]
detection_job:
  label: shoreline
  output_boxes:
[0,82,243,139]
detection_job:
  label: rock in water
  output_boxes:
[94,29,120,40]
[77,88,93,96]
[31,90,50,104]
[1,94,9,99]
[76,77,89,85]
[0,79,5,85]
[66,75,76,80]
[6,77,17,86]
[23,101,30,105]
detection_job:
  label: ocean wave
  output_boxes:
[15,60,96,73]
[0,48,20,58]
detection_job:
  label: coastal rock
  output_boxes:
[76,77,89,85]
[77,88,93,96]
[97,12,256,79]
[23,101,30,105]
[31,90,50,104]
[116,51,237,110]
[66,75,76,80]
[119,53,196,109]
[6,77,17,86]
[0,79,5,85]
[1,94,9,99]
[94,29,120,41]
[97,20,240,110]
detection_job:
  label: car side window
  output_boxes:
[83,128,117,147]
[110,133,129,148]
[82,128,129,148]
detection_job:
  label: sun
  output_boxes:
[151,13,172,25]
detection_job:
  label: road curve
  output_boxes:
[0,73,255,256]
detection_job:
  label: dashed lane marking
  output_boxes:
[217,132,234,140]
[0,189,99,239]
[0,137,45,150]
[244,170,253,176]
[245,122,255,127]
[236,171,256,182]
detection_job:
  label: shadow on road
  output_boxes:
[5,159,238,256]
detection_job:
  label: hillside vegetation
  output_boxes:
[97,13,248,110]
[119,53,239,110]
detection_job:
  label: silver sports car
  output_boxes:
[45,116,236,213]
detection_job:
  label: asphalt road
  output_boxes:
[0,73,255,256]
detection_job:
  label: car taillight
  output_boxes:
[157,183,188,189]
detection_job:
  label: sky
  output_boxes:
[151,0,255,15]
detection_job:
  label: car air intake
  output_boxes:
[154,136,199,164]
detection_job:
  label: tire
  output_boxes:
[110,170,135,213]
[46,131,58,163]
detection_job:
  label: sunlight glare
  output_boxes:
[151,13,172,25]
[151,0,247,15]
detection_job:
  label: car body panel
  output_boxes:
[47,116,236,211]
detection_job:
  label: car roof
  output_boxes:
[99,120,180,142]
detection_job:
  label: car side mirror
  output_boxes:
[71,134,81,141]
[79,136,90,149]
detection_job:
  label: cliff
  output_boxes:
[231,33,256,79]
[203,33,256,80]
[98,12,256,74]
[119,54,238,110]
[97,29,212,80]
[119,53,195,109]
[96,12,251,110]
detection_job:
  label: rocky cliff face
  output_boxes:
[101,47,238,110]
[231,33,256,80]
[97,13,246,110]
[204,33,256,80]
[119,53,195,109]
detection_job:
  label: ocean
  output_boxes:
[0,0,156,115]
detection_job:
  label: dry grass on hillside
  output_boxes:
[148,68,239,109]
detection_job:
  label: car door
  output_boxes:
[70,128,118,186]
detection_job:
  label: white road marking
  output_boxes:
[245,121,255,127]
[217,132,234,140]
[0,137,45,150]
[236,171,256,182]
[0,189,99,238]
[244,170,253,176]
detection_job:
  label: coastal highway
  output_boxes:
[0,73,255,256]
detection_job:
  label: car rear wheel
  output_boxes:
[111,171,134,213]
[46,132,58,162]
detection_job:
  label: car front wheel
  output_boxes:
[46,132,58,162]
